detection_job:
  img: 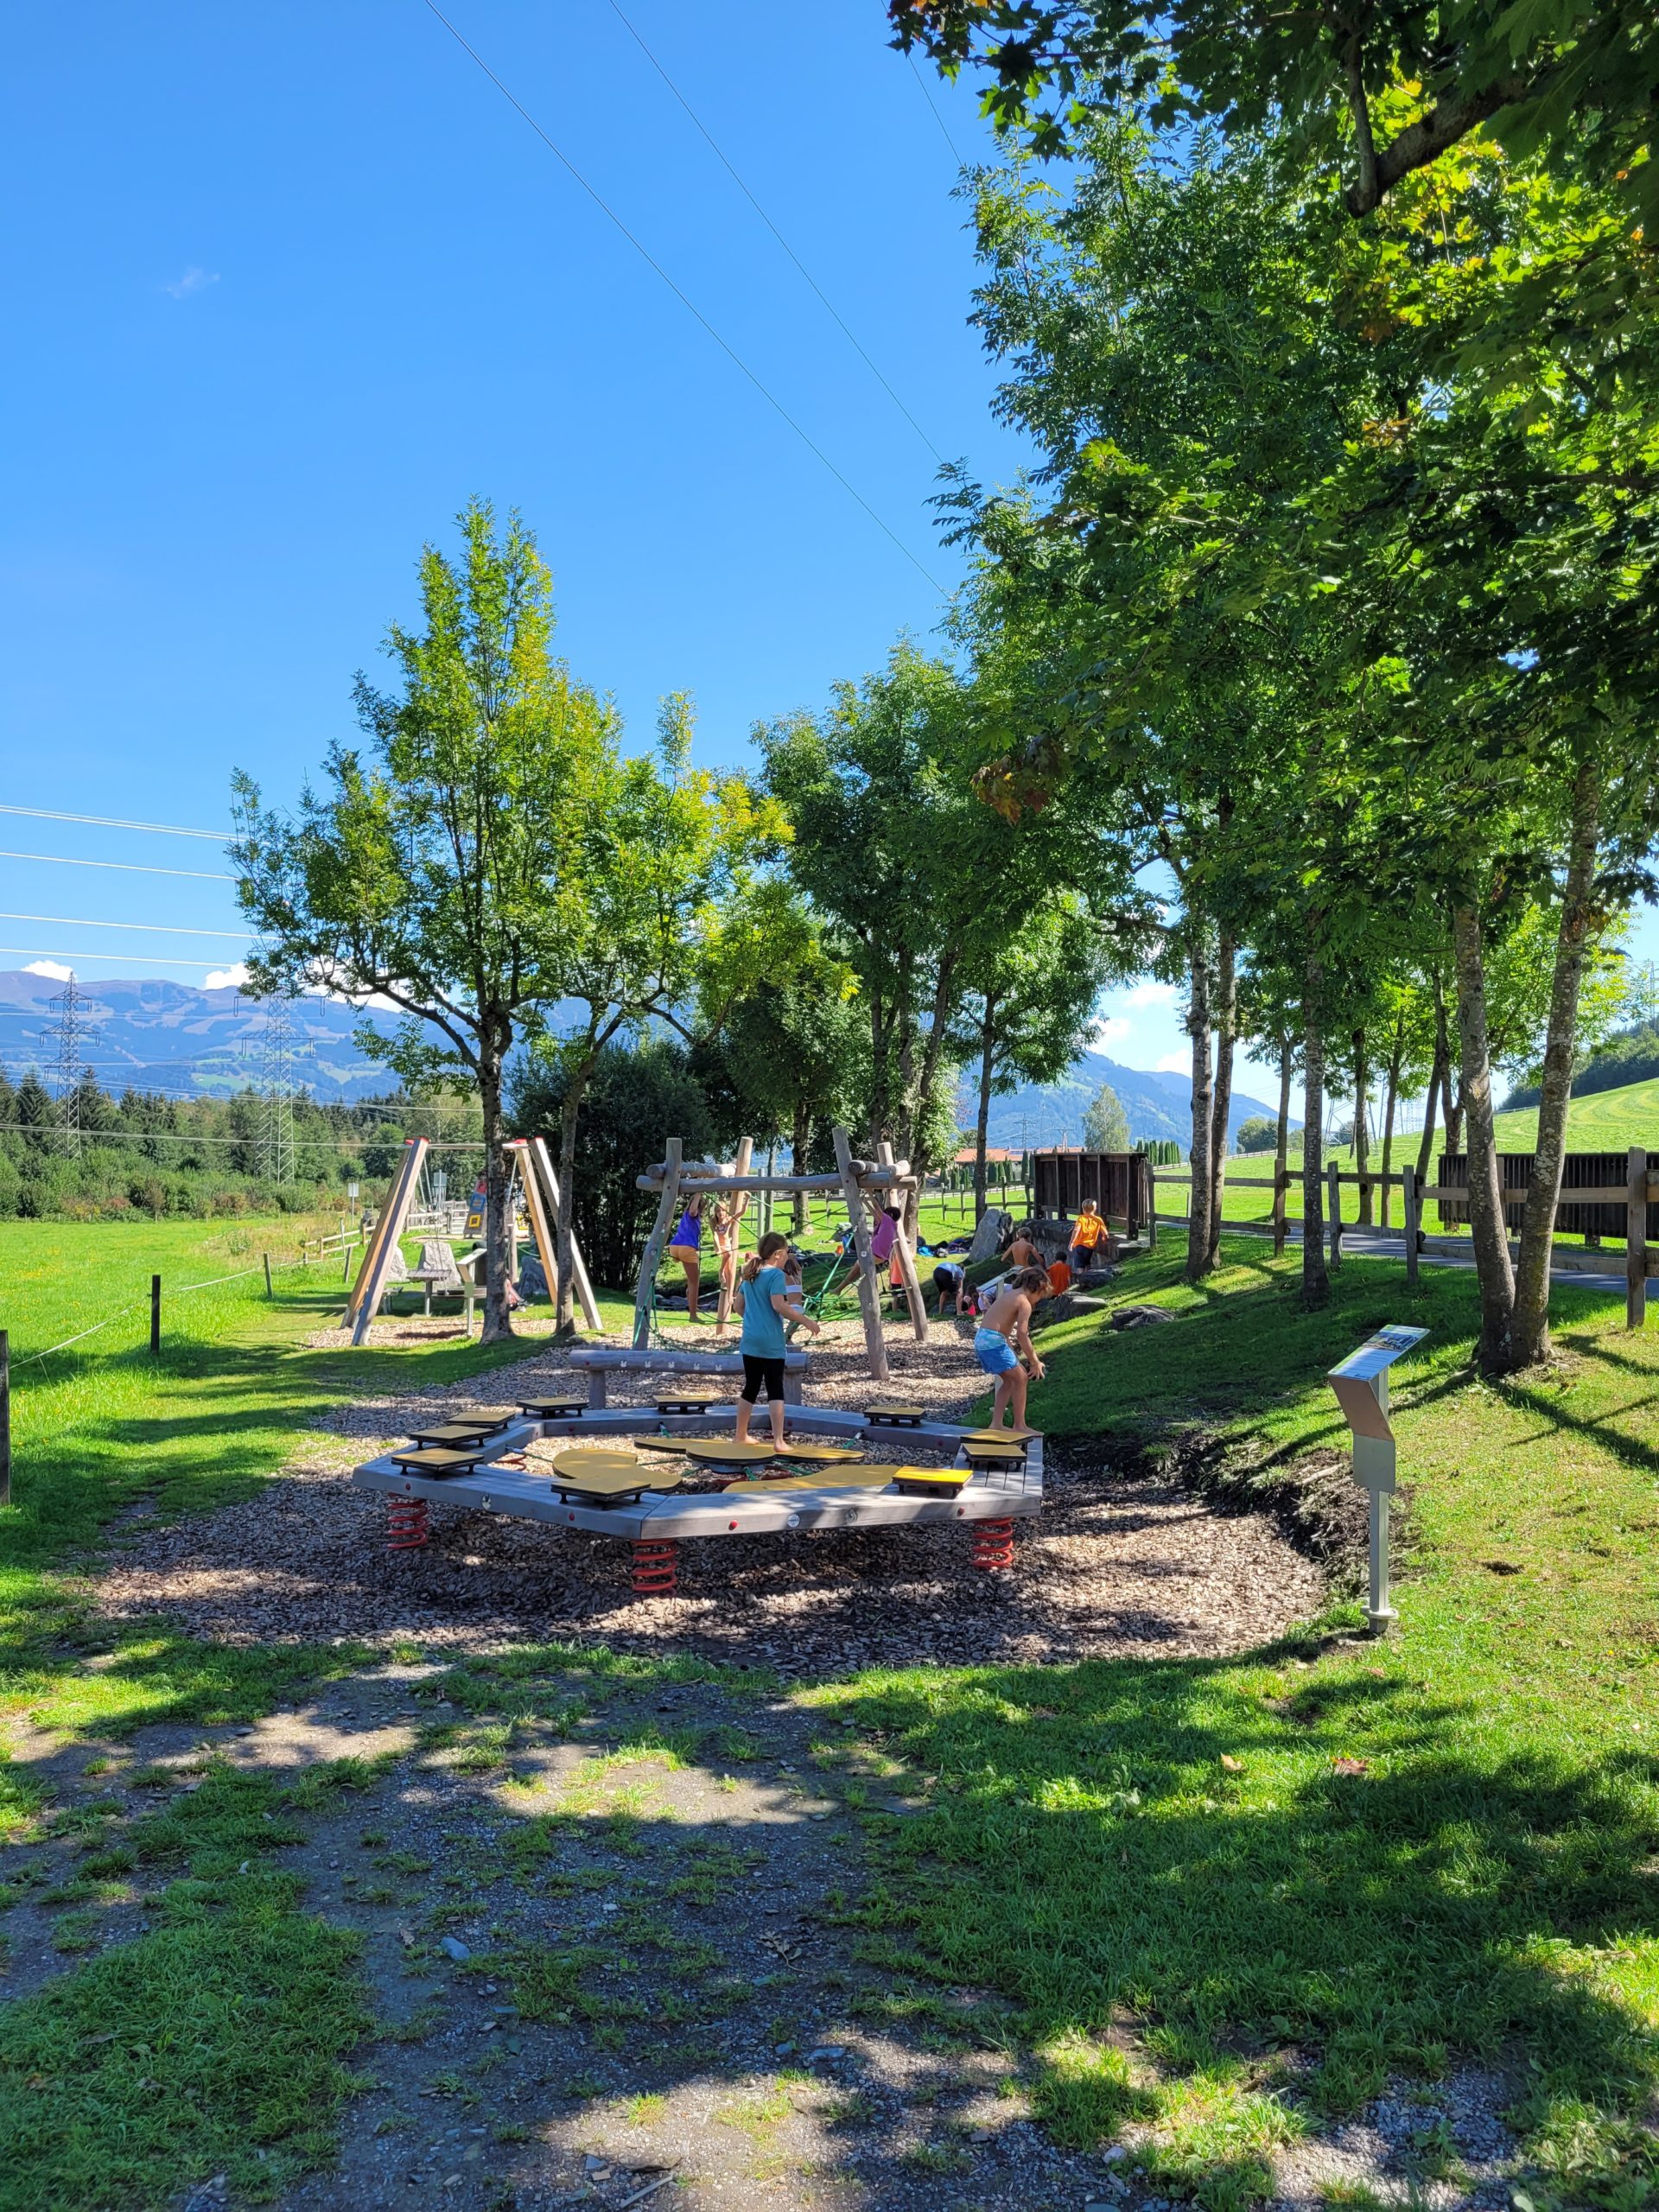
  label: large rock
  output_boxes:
[968,1208,1012,1262]
[415,1238,464,1293]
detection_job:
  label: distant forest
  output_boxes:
[0,1067,480,1220]
[1503,1018,1659,1113]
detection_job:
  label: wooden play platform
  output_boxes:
[351,1393,1043,1587]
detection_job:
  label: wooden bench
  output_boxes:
[567,1346,809,1408]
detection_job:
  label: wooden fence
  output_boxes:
[1150,1143,1659,1328]
[1031,1150,1154,1237]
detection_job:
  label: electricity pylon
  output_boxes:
[39,975,105,1156]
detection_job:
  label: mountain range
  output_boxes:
[0,970,399,1103]
[0,972,1283,1146]
[965,1049,1286,1152]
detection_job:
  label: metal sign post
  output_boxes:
[1326,1324,1428,1632]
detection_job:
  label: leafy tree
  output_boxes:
[512,1039,715,1291]
[232,500,611,1340]
[1235,1115,1277,1155]
[1082,1080,1130,1153]
[890,2,1659,226]
[536,694,789,1328]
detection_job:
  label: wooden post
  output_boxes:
[0,1328,10,1510]
[528,1138,601,1332]
[1627,1142,1647,1332]
[715,1137,754,1334]
[1327,1161,1343,1272]
[1147,1166,1159,1251]
[877,1140,928,1342]
[263,1252,273,1300]
[633,1137,683,1350]
[345,1138,429,1344]
[1272,1166,1287,1258]
[149,1274,162,1357]
[1402,1164,1420,1287]
[833,1125,890,1383]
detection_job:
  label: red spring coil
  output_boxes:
[387,1496,429,1551]
[970,1516,1015,1573]
[630,1538,678,1595]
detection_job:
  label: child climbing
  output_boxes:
[710,1192,747,1339]
[974,1265,1050,1432]
[735,1230,819,1446]
[1068,1198,1107,1276]
[667,1194,707,1323]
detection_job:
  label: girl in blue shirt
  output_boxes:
[734,1230,818,1446]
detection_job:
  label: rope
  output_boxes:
[12,1257,302,1370]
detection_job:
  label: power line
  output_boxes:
[0,804,228,840]
[0,947,240,970]
[604,0,944,465]
[0,912,248,939]
[906,52,966,165]
[419,0,946,593]
[0,849,233,881]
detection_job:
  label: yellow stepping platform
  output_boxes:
[864,1400,927,1425]
[772,1443,863,1465]
[890,1466,969,1496]
[520,1395,588,1419]
[654,1387,722,1412]
[547,1450,682,1504]
[961,1437,1027,1464]
[406,1419,506,1447]
[962,1427,1033,1445]
[389,1445,489,1478]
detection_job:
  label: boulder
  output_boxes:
[968,1208,1012,1262]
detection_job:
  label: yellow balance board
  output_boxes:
[548,1451,681,1503]
[655,1387,722,1410]
[678,1438,777,1466]
[758,1462,899,1492]
[963,1427,1033,1445]
[521,1396,588,1418]
[865,1400,927,1423]
[407,1419,505,1446]
[772,1442,862,1465]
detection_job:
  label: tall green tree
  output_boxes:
[232,500,609,1341]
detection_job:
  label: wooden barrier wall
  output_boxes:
[1031,1150,1152,1233]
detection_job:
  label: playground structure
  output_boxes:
[351,1355,1042,1590]
[344,1134,599,1346]
[1031,1148,1154,1243]
[632,1125,926,1382]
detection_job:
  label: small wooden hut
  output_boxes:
[1031,1148,1152,1238]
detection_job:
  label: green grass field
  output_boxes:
[5,1218,1659,2206]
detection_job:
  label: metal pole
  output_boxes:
[1368,1484,1393,1630]
[0,1328,10,1510]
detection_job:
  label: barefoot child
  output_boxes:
[667,1194,707,1324]
[974,1265,1050,1431]
[734,1231,819,1447]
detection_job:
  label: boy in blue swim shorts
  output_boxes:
[973,1266,1050,1432]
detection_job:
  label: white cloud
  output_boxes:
[204,963,249,991]
[1154,1052,1190,1074]
[1090,1015,1131,1046]
[23,958,73,981]
[164,265,219,300]
[1127,979,1178,1007]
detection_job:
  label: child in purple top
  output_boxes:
[668,1196,706,1323]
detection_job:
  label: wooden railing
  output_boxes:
[1149,1142,1659,1326]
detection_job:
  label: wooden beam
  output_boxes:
[878,1138,928,1342]
[345,1139,429,1344]
[1402,1162,1420,1287]
[633,1169,912,1195]
[833,1124,889,1383]
[528,1137,601,1332]
[508,1139,561,1320]
[633,1136,683,1351]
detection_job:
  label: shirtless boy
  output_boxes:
[973,1265,1050,1432]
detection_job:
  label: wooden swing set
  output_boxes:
[632,1124,926,1382]
[343,1135,599,1347]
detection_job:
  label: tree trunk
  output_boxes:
[479,1046,514,1344]
[1302,938,1330,1306]
[1378,1019,1403,1231]
[1451,900,1516,1371]
[791,1103,814,1236]
[1414,1039,1444,1185]
[1206,931,1236,1269]
[1352,1027,1372,1224]
[1274,1038,1292,1258]
[1512,753,1602,1366]
[1185,939,1214,1284]
[974,995,997,1219]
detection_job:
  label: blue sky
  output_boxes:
[1,3,1650,1098]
